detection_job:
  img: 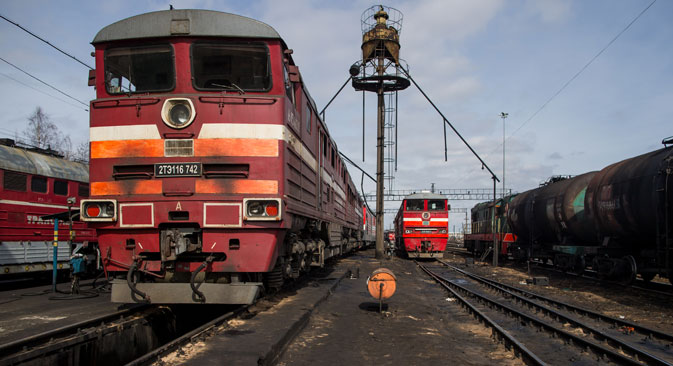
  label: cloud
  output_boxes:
[547,152,562,160]
[402,0,504,43]
[525,0,572,23]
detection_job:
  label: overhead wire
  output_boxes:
[0,13,94,70]
[488,0,657,157]
[0,56,89,110]
[450,0,658,190]
[0,72,88,111]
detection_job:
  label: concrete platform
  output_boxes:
[163,250,520,366]
[0,279,121,345]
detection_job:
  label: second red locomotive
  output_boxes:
[394,192,449,258]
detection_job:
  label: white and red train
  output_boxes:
[83,9,373,304]
[393,192,449,258]
[0,140,97,276]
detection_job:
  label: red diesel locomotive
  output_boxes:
[394,192,449,258]
[83,9,367,304]
[0,140,97,276]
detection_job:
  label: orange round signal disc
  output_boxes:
[367,268,397,300]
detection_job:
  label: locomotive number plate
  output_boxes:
[155,163,202,177]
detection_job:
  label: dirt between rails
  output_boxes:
[278,253,523,366]
[441,251,673,334]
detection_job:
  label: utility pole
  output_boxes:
[375,53,386,259]
[500,112,508,199]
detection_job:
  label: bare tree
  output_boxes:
[73,141,90,163]
[24,107,62,151]
[23,107,85,161]
[60,135,73,160]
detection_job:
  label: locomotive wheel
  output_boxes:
[265,264,284,290]
[570,256,586,275]
[620,255,637,285]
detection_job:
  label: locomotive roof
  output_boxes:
[404,192,446,200]
[0,145,88,183]
[92,9,282,44]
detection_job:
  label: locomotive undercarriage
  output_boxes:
[265,217,359,290]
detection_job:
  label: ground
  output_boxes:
[278,252,523,366]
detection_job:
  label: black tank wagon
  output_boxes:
[506,140,673,283]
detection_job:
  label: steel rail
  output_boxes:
[124,305,248,366]
[415,262,548,366]
[439,259,673,344]
[0,305,151,365]
[417,262,657,366]
[529,259,673,297]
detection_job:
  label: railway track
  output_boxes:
[445,247,673,297]
[417,260,673,366]
[0,304,156,366]
[0,305,248,366]
[527,259,673,297]
[124,305,247,366]
[0,301,247,366]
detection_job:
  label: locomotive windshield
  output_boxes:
[427,199,445,211]
[191,43,271,91]
[104,45,174,94]
[405,199,424,211]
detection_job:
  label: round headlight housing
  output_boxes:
[161,98,195,129]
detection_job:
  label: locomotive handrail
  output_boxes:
[199,96,277,104]
[91,97,160,108]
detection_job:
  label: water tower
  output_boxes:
[350,5,410,259]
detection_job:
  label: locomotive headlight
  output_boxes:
[405,229,413,234]
[161,98,195,129]
[81,199,117,222]
[244,198,282,221]
[248,202,264,216]
[170,104,190,126]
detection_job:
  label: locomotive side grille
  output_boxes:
[165,139,194,157]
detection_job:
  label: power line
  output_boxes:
[0,72,88,111]
[0,13,94,70]
[0,56,89,110]
[491,0,657,155]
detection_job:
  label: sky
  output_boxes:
[0,0,671,231]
